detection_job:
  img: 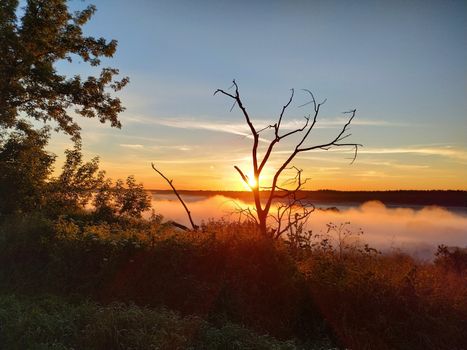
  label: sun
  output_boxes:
[247,176,257,189]
[238,170,258,191]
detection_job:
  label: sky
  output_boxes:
[48,0,466,190]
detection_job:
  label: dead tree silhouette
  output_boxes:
[215,80,361,238]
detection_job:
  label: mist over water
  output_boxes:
[149,194,467,260]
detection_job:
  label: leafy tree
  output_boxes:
[47,144,105,215]
[114,176,151,219]
[93,177,114,219]
[93,176,151,220]
[0,121,55,215]
[0,1,149,221]
[0,0,128,142]
[0,128,151,219]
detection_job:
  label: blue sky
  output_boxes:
[48,0,466,190]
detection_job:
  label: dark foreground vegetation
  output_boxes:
[0,295,302,350]
[1,212,466,350]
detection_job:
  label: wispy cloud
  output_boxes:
[154,117,250,137]
[151,145,193,152]
[274,145,467,167]
[124,115,404,140]
[356,161,431,170]
[357,147,467,161]
[120,144,144,149]
[148,156,249,165]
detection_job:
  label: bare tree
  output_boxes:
[215,80,361,238]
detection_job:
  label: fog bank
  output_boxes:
[149,194,467,260]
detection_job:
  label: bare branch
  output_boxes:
[228,200,259,224]
[215,80,259,173]
[276,88,294,136]
[151,163,198,231]
[215,81,361,238]
[257,124,275,134]
[263,101,358,227]
[299,89,327,110]
[258,116,310,174]
[234,165,250,186]
[278,116,310,139]
[229,100,237,112]
[295,110,358,152]
[170,221,190,231]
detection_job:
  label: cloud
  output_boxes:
[358,147,467,161]
[355,160,430,170]
[125,115,250,137]
[120,144,144,149]
[148,155,250,165]
[279,145,467,163]
[124,115,403,139]
[151,145,194,152]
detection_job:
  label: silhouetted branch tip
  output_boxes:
[229,100,237,112]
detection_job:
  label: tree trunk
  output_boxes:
[258,211,268,237]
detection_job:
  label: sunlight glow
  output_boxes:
[248,176,257,189]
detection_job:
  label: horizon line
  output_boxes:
[146,188,467,192]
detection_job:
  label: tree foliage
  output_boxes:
[114,176,151,218]
[0,121,55,215]
[0,0,147,220]
[93,175,152,220]
[0,0,128,142]
[45,146,151,219]
[46,144,105,215]
[0,127,151,219]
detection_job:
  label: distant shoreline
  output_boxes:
[148,190,467,208]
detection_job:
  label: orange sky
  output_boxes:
[49,116,467,191]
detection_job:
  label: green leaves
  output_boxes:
[0,0,128,142]
[0,121,55,215]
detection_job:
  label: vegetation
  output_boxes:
[1,1,465,350]
[0,295,300,350]
[0,122,55,215]
[0,0,128,142]
[0,213,465,349]
[0,122,151,220]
